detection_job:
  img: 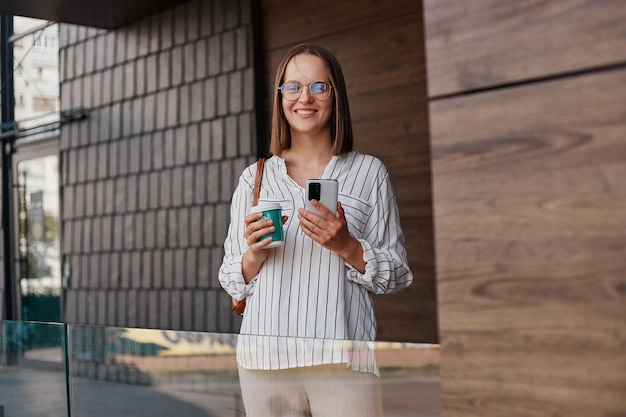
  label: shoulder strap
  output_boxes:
[252,158,265,206]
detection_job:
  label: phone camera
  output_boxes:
[309,183,321,200]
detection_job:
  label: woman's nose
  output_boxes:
[298,86,314,102]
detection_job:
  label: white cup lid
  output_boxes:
[250,201,282,213]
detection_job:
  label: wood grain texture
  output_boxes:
[430,68,626,416]
[262,0,421,50]
[262,1,437,342]
[423,0,626,97]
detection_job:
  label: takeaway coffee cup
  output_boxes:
[250,201,284,248]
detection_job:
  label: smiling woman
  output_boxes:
[219,44,413,417]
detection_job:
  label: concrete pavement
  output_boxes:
[0,366,220,417]
[1,340,441,417]
[0,364,440,417]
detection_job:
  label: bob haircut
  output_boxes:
[270,44,354,156]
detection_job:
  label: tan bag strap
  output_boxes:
[232,158,266,316]
[252,158,265,206]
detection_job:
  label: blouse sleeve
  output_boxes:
[218,167,257,301]
[345,167,413,295]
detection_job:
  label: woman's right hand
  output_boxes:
[241,212,275,281]
[244,212,276,256]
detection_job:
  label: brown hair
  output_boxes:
[269,44,353,156]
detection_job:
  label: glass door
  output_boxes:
[12,138,61,328]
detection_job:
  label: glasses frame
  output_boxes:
[278,80,333,101]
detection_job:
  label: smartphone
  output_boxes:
[305,179,338,219]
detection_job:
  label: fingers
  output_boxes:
[307,199,334,220]
[244,212,276,248]
[244,211,264,228]
[299,207,342,245]
[300,200,340,227]
[248,236,276,252]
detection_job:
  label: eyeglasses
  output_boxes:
[278,80,332,101]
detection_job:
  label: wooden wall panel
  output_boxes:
[262,1,437,342]
[423,0,626,97]
[262,0,421,49]
[430,68,626,416]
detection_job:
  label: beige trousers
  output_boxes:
[238,364,382,417]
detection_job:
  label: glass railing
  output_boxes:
[0,320,441,416]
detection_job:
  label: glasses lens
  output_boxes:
[310,81,329,96]
[280,81,301,99]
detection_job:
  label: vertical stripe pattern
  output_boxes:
[219,151,413,372]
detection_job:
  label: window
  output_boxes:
[33,97,53,112]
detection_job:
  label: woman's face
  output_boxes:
[281,54,333,139]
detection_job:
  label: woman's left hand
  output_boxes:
[298,201,365,272]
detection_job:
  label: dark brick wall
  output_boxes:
[58,0,257,332]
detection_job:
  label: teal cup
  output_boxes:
[250,201,284,248]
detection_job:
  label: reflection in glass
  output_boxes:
[13,16,60,134]
[68,325,238,416]
[66,325,440,416]
[1,322,440,416]
[0,321,67,417]
[17,155,61,330]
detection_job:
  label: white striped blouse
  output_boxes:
[219,150,413,373]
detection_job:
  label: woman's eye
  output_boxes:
[311,82,326,94]
[284,82,300,93]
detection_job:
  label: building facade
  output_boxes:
[58,0,259,334]
[2,1,624,415]
[2,0,438,341]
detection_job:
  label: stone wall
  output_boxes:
[58,0,258,332]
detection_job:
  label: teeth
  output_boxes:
[296,110,315,115]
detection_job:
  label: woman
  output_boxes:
[219,44,413,416]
